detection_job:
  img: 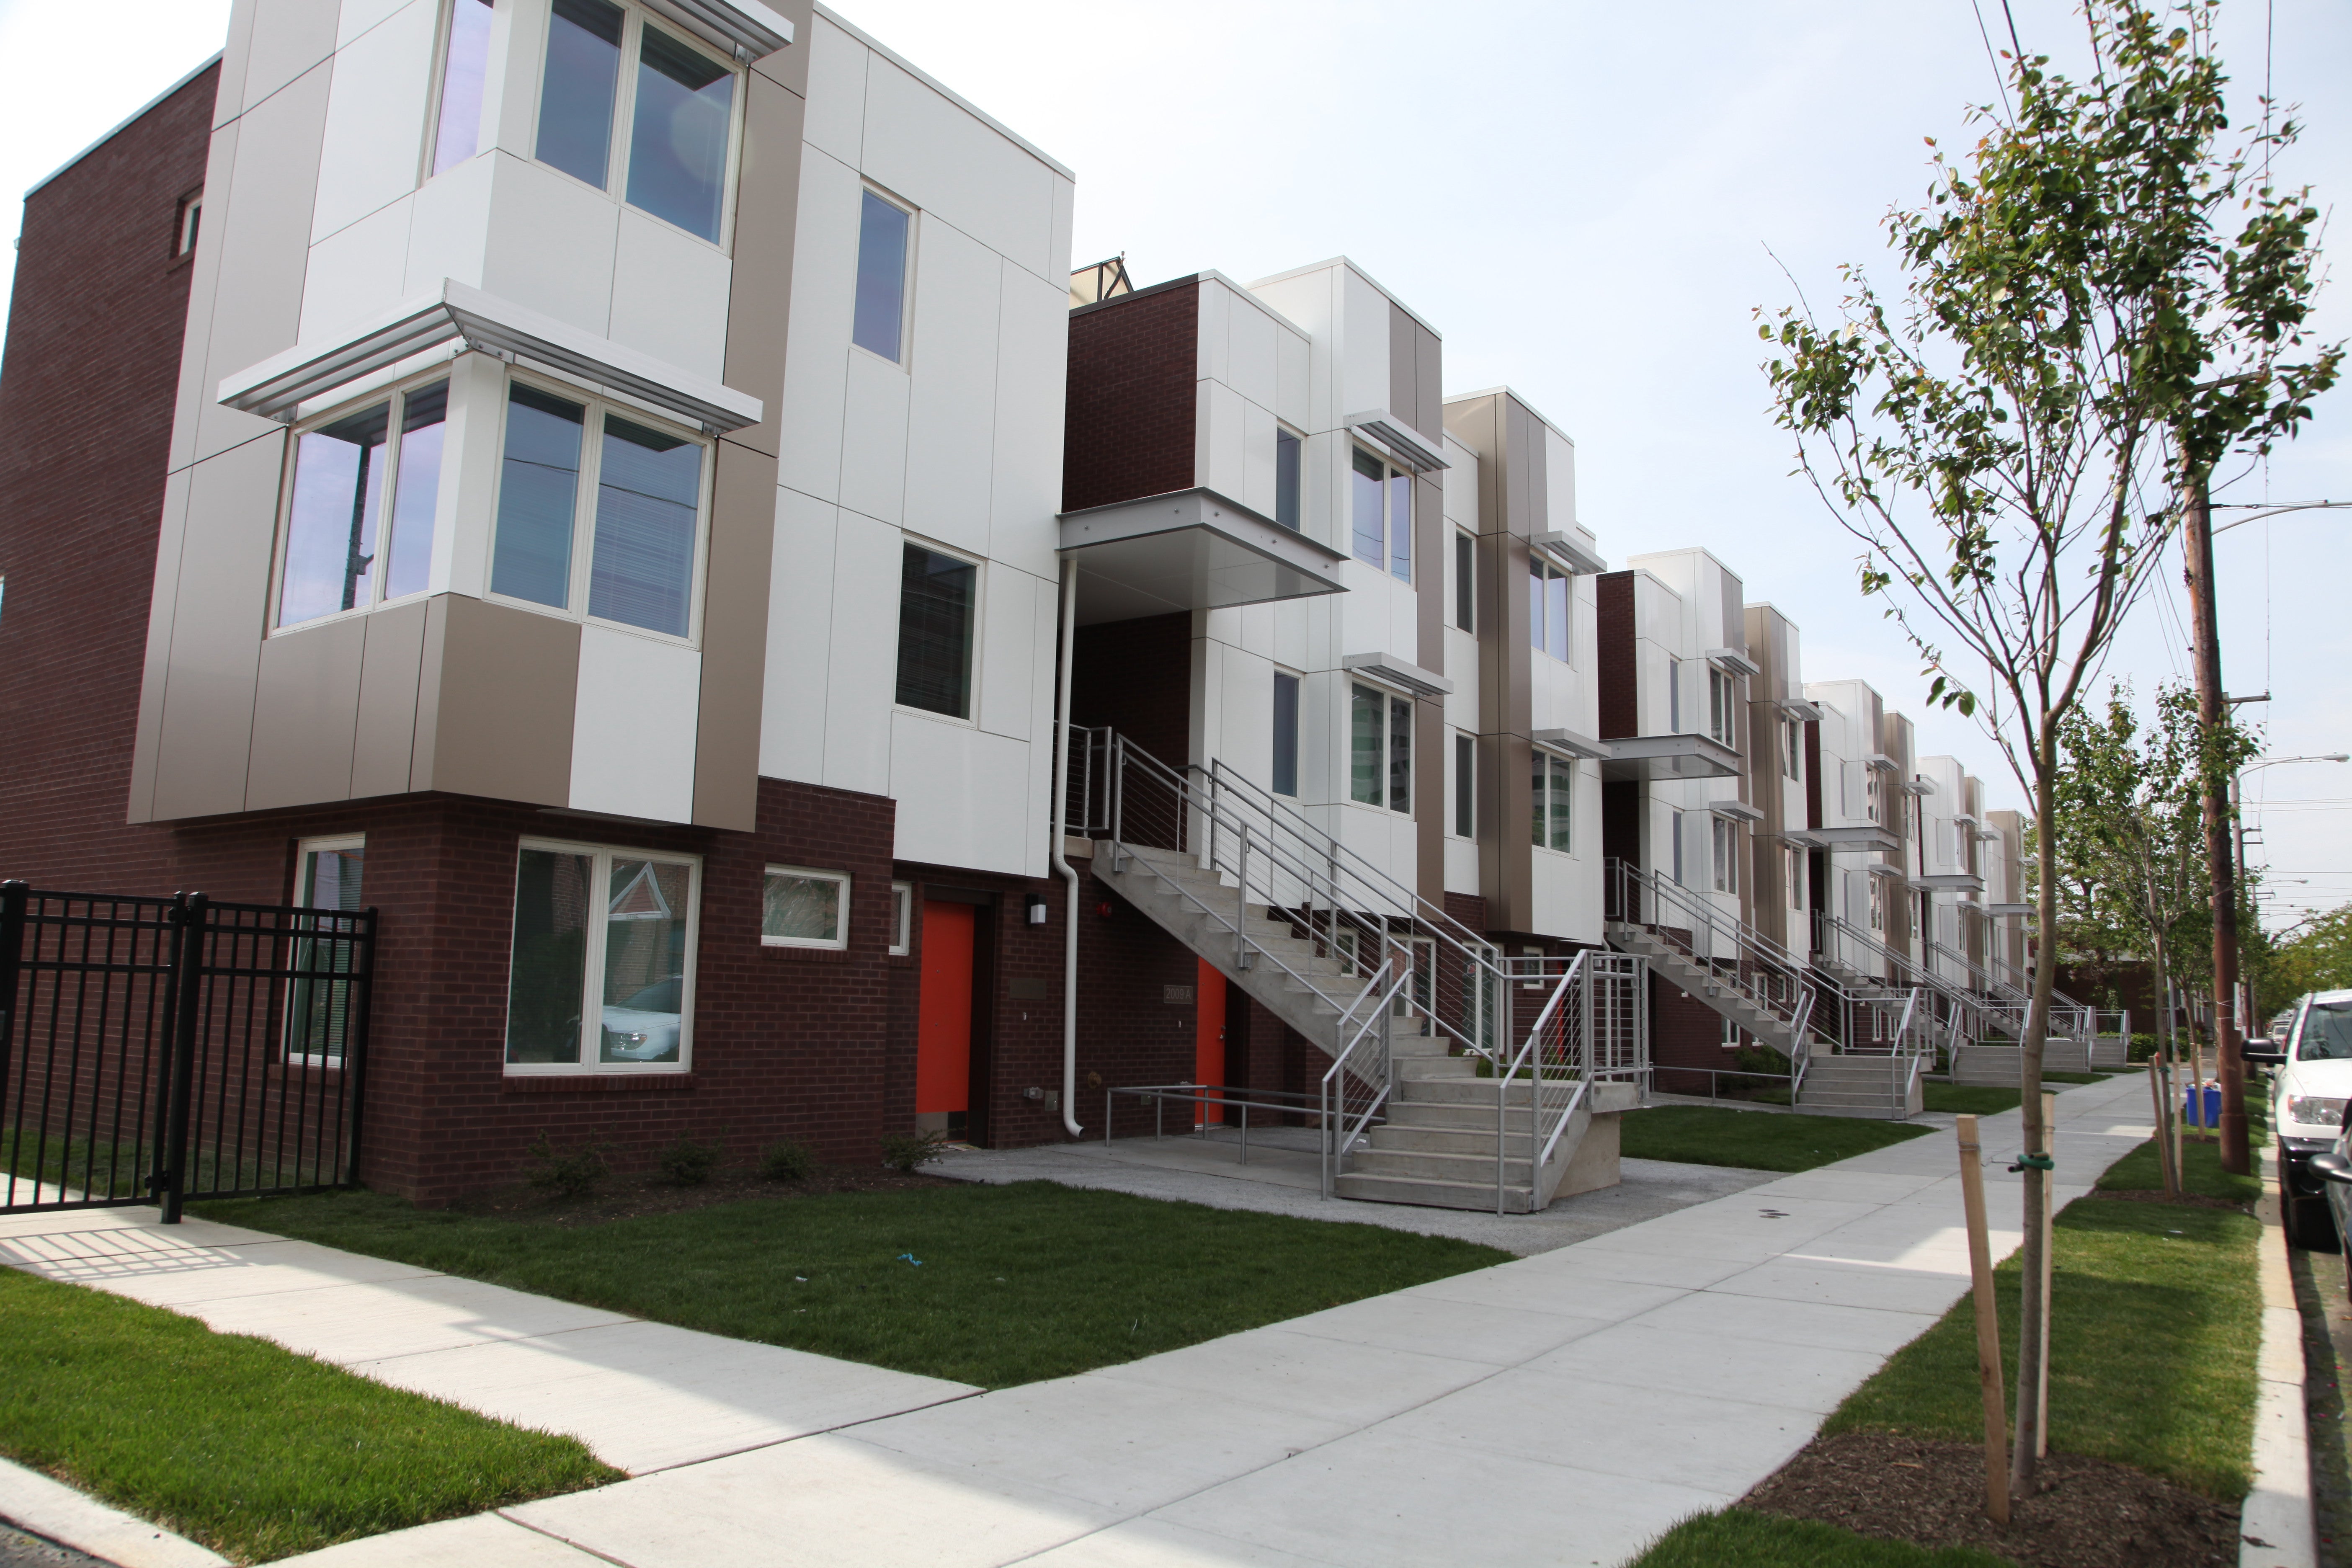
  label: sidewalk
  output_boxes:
[2,1074,2153,1568]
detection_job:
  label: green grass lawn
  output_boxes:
[1632,1509,2014,1566]
[1921,1084,2021,1115]
[198,1181,1509,1388]
[1619,1105,1929,1171]
[0,1269,616,1563]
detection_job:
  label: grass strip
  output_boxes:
[1620,1104,1929,1172]
[0,1269,617,1563]
[1632,1509,2014,1566]
[199,1180,1508,1389]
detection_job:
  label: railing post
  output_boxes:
[0,882,28,1140]
[1111,742,1126,872]
[158,891,209,1225]
[1235,828,1251,972]
[1207,759,1221,874]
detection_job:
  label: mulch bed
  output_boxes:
[446,1162,961,1226]
[1743,1432,2241,1568]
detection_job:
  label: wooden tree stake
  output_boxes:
[2035,1090,2055,1459]
[1957,1114,2011,1523]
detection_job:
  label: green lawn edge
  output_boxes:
[1632,1509,2015,1567]
[0,1269,618,1563]
[1620,1104,1930,1171]
[197,1179,1510,1389]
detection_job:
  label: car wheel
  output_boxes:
[2313,1195,2344,1253]
[2283,1191,2311,1250]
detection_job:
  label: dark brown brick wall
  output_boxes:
[1650,977,1734,1096]
[1072,611,1191,776]
[0,64,217,895]
[1595,571,1637,739]
[1063,279,1199,513]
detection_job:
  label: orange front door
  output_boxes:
[916,902,975,1115]
[1194,957,1226,1125]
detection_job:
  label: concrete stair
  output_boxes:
[1950,1040,2095,1083]
[1796,1052,1924,1119]
[1605,920,1799,1054]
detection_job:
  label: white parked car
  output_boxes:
[601,977,683,1063]
[2262,990,2352,1248]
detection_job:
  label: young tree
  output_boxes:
[1759,0,2337,1492]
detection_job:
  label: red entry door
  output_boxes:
[1194,957,1226,1125]
[917,902,975,1117]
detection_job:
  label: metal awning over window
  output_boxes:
[1915,873,1986,892]
[1058,488,1346,625]
[644,0,794,60]
[1810,825,1903,852]
[1597,733,1741,782]
[216,279,765,433]
[1532,727,1611,761]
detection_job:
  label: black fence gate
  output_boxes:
[0,881,377,1222]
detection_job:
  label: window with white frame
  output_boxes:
[889,882,912,955]
[1867,873,1887,933]
[1709,667,1736,746]
[430,0,495,175]
[1530,753,1572,853]
[896,542,978,720]
[762,867,849,950]
[1528,560,1570,661]
[1785,845,1805,909]
[504,841,699,1072]
[278,376,449,629]
[1350,449,1413,581]
[853,188,914,362]
[1783,718,1803,781]
[1349,683,1411,812]
[286,836,365,1066]
[1275,427,1302,531]
[487,377,711,639]
[175,190,202,255]
[1711,816,1740,895]
[534,0,741,244]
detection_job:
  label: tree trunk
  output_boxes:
[2181,471,2247,1174]
[2148,932,2179,1197]
[2013,748,2056,1492]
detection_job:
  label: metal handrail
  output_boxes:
[1320,954,1411,1197]
[1491,950,1589,1216]
[1820,914,1998,1049]
[1788,986,1817,1100]
[1927,935,2094,1041]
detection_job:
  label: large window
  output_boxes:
[488,379,709,640]
[896,543,977,719]
[1709,667,1736,745]
[535,0,739,244]
[287,837,365,1067]
[1274,428,1302,531]
[1271,671,1300,797]
[854,189,913,362]
[1531,753,1573,853]
[1528,560,1569,661]
[1454,733,1476,838]
[1712,816,1740,895]
[1349,683,1411,812]
[505,841,699,1073]
[431,0,495,175]
[762,867,849,950]
[1349,449,1412,581]
[279,377,448,629]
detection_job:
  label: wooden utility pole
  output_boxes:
[2181,473,2249,1176]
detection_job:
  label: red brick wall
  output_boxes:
[1071,611,1192,779]
[1595,571,1637,740]
[0,64,216,895]
[1650,979,1734,1096]
[1063,279,1199,513]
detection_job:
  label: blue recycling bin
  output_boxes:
[2182,1083,2222,1127]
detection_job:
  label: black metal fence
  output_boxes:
[0,881,378,1222]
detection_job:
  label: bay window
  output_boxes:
[505,841,699,1073]
[1350,449,1413,581]
[535,0,740,245]
[277,377,448,629]
[1349,683,1411,812]
[488,379,710,641]
[431,0,495,175]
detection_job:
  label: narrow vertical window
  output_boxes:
[176,192,202,255]
[383,380,448,601]
[626,25,735,242]
[896,544,976,718]
[1349,683,1383,805]
[600,858,692,1062]
[1454,734,1475,838]
[507,846,596,1065]
[1671,809,1686,886]
[1548,756,1572,852]
[1712,818,1732,893]
[1387,471,1413,582]
[1388,695,1412,814]
[1667,657,1682,733]
[1530,749,1547,850]
[1454,532,1474,631]
[432,0,496,175]
[288,837,364,1066]
[1350,449,1385,567]
[853,190,912,361]
[490,384,586,609]
[281,403,389,627]
[1787,846,1805,909]
[536,0,625,189]
[1545,565,1568,660]
[1274,428,1301,531]
[1271,672,1300,797]
[590,415,702,636]
[1528,562,1544,654]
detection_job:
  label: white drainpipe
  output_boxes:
[1049,557,1084,1137]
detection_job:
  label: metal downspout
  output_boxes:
[1050,557,1083,1137]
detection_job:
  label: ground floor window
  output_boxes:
[762,866,849,949]
[505,840,699,1073]
[287,836,365,1066]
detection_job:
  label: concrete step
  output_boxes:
[1335,1170,1531,1213]
[1350,1146,1534,1183]
[1365,1124,1520,1156]
[1395,1056,1481,1080]
[1392,1077,1545,1107]
[1795,1102,1915,1120]
[1385,1100,1541,1131]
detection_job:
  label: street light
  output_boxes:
[2233,753,2350,1029]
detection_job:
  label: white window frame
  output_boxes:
[1786,844,1805,910]
[270,371,455,635]
[483,368,716,649]
[1709,667,1736,746]
[526,0,748,252]
[504,837,701,1077]
[1783,718,1803,781]
[889,882,913,955]
[285,835,366,1069]
[1712,816,1739,895]
[176,190,202,255]
[1532,753,1573,855]
[1529,559,1571,662]
[1348,681,1411,814]
[1670,808,1686,886]
[851,183,918,369]
[892,534,985,727]
[1350,446,1414,583]
[422,0,494,183]
[761,865,851,951]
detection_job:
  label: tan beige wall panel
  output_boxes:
[350,598,429,799]
[246,615,366,811]
[415,596,578,806]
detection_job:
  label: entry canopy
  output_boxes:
[1597,733,1741,783]
[1812,824,1903,853]
[1058,488,1347,625]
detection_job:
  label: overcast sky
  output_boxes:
[2,0,2345,927]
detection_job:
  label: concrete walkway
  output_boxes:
[2,1074,2153,1568]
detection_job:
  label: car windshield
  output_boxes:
[617,977,682,1014]
[2297,1003,2352,1061]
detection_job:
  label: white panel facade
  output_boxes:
[310,0,437,244]
[571,627,700,823]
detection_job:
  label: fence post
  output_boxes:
[0,882,28,1132]
[340,907,380,1189]
[158,892,209,1225]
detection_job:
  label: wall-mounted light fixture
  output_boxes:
[1025,894,1049,925]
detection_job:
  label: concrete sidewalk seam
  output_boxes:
[0,1453,227,1568]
